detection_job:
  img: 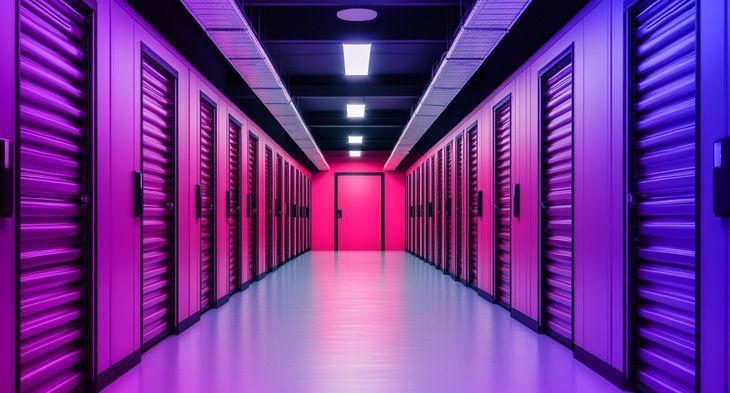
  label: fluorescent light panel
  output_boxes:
[347,104,365,118]
[349,150,362,157]
[343,44,371,76]
[348,135,363,144]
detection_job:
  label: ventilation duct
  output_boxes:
[181,0,329,171]
[384,0,531,171]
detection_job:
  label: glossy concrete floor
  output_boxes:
[104,251,622,393]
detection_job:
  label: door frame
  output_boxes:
[334,172,385,251]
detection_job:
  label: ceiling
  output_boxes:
[238,0,475,152]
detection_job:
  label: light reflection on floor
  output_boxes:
[103,251,622,393]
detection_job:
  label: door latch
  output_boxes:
[0,139,13,217]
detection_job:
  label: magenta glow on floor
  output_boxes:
[103,252,622,393]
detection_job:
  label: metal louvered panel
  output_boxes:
[430,157,436,264]
[265,147,273,271]
[445,143,453,274]
[540,52,574,345]
[141,52,176,347]
[228,119,241,292]
[276,154,283,265]
[455,134,464,281]
[418,167,423,258]
[247,134,258,280]
[425,160,431,262]
[630,0,697,391]
[437,150,443,268]
[17,0,91,390]
[289,165,294,258]
[283,162,289,260]
[200,97,215,311]
[467,126,478,287]
[495,99,512,308]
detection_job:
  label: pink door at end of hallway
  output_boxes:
[336,174,383,251]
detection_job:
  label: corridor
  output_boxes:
[104,252,621,393]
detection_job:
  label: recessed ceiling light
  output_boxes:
[348,135,363,144]
[342,44,371,76]
[337,8,378,22]
[346,103,365,118]
[349,150,362,158]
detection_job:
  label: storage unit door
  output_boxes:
[430,157,436,263]
[445,144,453,274]
[289,167,294,258]
[467,127,479,286]
[17,0,92,389]
[247,134,258,280]
[199,98,216,312]
[228,119,241,292]
[425,161,431,262]
[419,167,424,259]
[629,0,697,391]
[276,155,283,265]
[140,53,176,348]
[540,53,574,345]
[265,147,273,271]
[495,99,512,308]
[437,151,443,269]
[455,134,464,280]
[284,163,289,260]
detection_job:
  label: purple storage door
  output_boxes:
[228,118,241,292]
[199,97,216,312]
[539,52,574,346]
[629,0,697,391]
[265,146,273,271]
[437,150,443,269]
[247,133,259,280]
[494,98,512,308]
[276,154,283,265]
[455,134,464,281]
[140,52,177,349]
[17,0,92,390]
[445,143,453,274]
[284,162,289,260]
[467,126,479,287]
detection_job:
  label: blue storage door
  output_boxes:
[494,99,512,308]
[467,126,478,286]
[17,0,92,390]
[540,53,574,345]
[199,97,215,311]
[630,0,697,391]
[141,52,176,348]
[228,119,241,292]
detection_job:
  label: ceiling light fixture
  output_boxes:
[349,150,362,158]
[337,8,378,22]
[346,103,366,118]
[348,135,363,144]
[343,44,371,76]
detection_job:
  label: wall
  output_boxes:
[312,151,404,251]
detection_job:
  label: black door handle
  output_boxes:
[337,209,343,219]
[134,171,143,218]
[196,184,203,218]
[0,139,13,217]
[476,190,483,217]
[513,184,520,218]
[226,190,231,218]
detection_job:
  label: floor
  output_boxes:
[104,251,622,393]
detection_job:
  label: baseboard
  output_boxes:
[95,350,141,390]
[175,312,200,334]
[476,288,494,302]
[256,271,269,281]
[240,280,253,291]
[214,294,230,308]
[574,346,630,390]
[511,309,539,332]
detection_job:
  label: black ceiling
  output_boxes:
[240,0,475,152]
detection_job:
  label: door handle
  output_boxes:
[247,194,255,217]
[476,190,483,217]
[226,190,231,218]
[196,184,203,218]
[134,171,143,218]
[513,184,520,218]
[0,139,13,217]
[336,209,343,219]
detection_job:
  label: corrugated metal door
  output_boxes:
[437,150,443,269]
[284,162,289,261]
[425,160,431,262]
[140,52,176,349]
[629,0,697,391]
[455,134,464,281]
[199,97,216,312]
[228,118,241,292]
[247,133,258,280]
[430,157,436,264]
[17,0,92,389]
[540,52,574,345]
[419,166,424,259]
[445,143,453,274]
[276,154,283,265]
[467,126,479,287]
[289,166,294,258]
[495,98,512,308]
[265,146,273,272]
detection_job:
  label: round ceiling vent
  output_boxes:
[337,8,378,22]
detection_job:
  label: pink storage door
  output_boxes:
[444,143,453,274]
[276,154,283,265]
[16,0,92,389]
[539,51,574,346]
[140,50,177,349]
[284,162,289,260]
[429,157,435,263]
[247,133,259,280]
[467,126,479,287]
[228,117,242,292]
[628,0,697,391]
[288,165,294,258]
[265,146,273,271]
[437,150,444,269]
[199,96,216,312]
[494,98,512,308]
[455,134,464,281]
[407,175,412,253]
[425,160,431,263]
[296,170,301,255]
